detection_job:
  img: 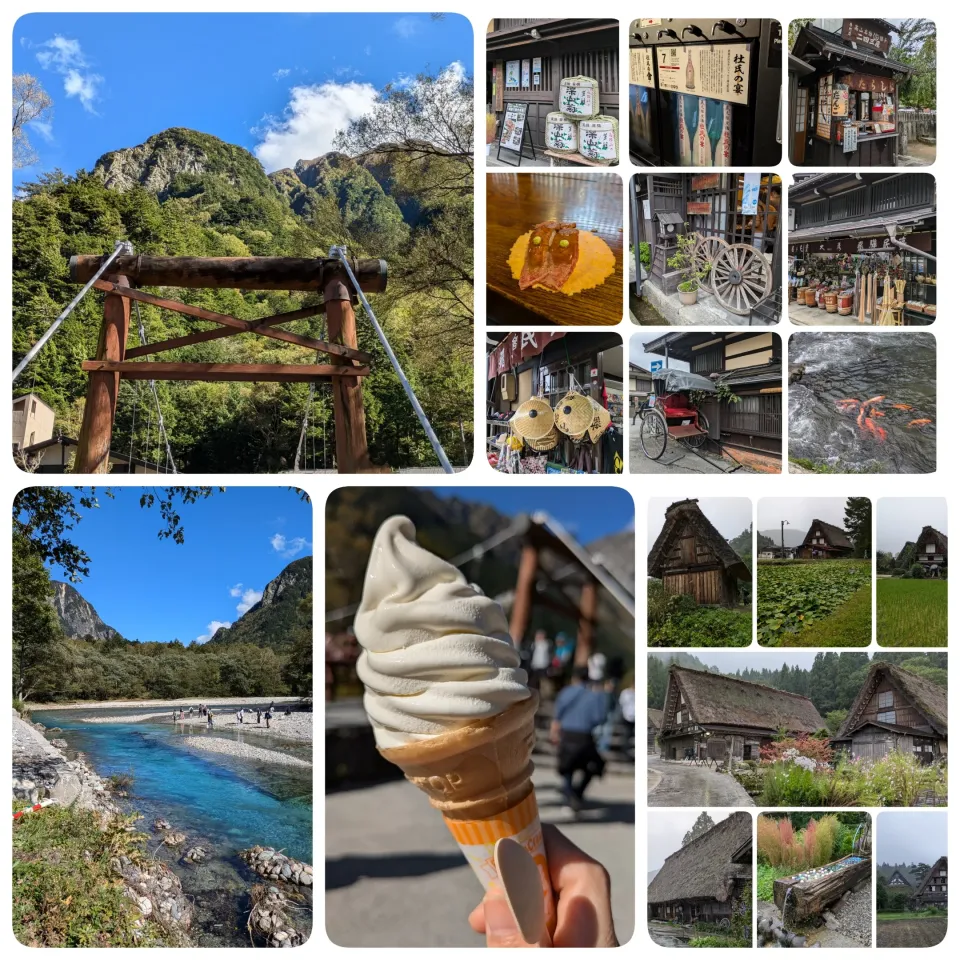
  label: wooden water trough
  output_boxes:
[773,856,871,920]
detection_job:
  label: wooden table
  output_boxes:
[487,172,623,327]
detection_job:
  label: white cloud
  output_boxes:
[253,80,378,171]
[273,67,291,80]
[364,45,372,56]
[236,588,263,616]
[270,533,310,558]
[393,16,420,39]
[34,35,102,112]
[197,620,231,643]
[229,583,244,597]
[30,119,54,142]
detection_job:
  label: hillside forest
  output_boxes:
[12,68,473,472]
[647,651,947,734]
[12,487,313,703]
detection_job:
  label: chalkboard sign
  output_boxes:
[496,101,535,166]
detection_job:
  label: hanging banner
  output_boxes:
[741,172,761,215]
[521,60,530,88]
[488,332,568,379]
[816,75,833,139]
[656,42,751,105]
[841,73,897,95]
[505,60,520,88]
[832,83,849,117]
[532,57,541,86]
[630,47,656,88]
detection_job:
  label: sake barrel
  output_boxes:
[559,75,600,118]
[838,291,853,315]
[545,112,578,153]
[578,116,619,164]
[824,291,838,313]
[804,287,817,307]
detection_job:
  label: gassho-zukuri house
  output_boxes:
[913,856,948,909]
[647,812,752,925]
[658,665,825,763]
[831,662,947,763]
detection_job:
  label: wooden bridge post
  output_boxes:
[324,276,372,473]
[74,275,130,473]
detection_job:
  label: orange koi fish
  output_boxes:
[864,395,886,405]
[907,419,932,428]
[870,410,885,417]
[864,418,877,435]
[857,408,866,427]
[876,425,887,442]
[837,398,860,405]
[890,404,913,411]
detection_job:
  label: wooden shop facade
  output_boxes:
[658,665,825,763]
[647,813,752,925]
[487,331,623,474]
[788,172,936,325]
[832,662,947,765]
[642,331,782,461]
[790,19,914,166]
[486,19,619,159]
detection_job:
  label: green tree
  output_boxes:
[824,709,848,735]
[890,19,937,108]
[844,497,872,558]
[12,74,53,170]
[282,594,314,697]
[682,811,715,846]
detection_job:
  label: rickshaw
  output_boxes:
[639,368,716,461]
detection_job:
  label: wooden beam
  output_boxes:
[81,361,370,382]
[509,544,540,647]
[74,276,130,473]
[325,293,374,472]
[575,580,598,667]
[93,281,372,363]
[72,254,388,293]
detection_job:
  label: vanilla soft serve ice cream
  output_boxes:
[354,515,531,749]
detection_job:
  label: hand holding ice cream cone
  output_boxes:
[354,516,557,933]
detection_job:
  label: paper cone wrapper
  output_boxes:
[379,695,556,932]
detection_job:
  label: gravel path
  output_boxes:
[829,880,872,946]
[647,757,755,807]
[81,711,313,743]
[180,736,311,769]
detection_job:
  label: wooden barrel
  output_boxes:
[804,287,817,307]
[824,291,838,313]
[838,291,853,316]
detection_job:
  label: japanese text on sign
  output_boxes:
[741,172,761,215]
[505,61,520,88]
[499,102,527,152]
[841,73,896,95]
[841,19,892,53]
[630,47,656,88]
[816,75,833,139]
[656,43,751,105]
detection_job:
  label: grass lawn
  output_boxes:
[877,578,947,646]
[788,583,871,646]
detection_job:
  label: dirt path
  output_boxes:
[647,757,754,807]
[877,917,947,948]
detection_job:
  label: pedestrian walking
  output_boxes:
[550,667,608,815]
[256,708,262,725]
[237,708,244,724]
[207,710,214,727]
[265,709,272,729]
[529,629,552,692]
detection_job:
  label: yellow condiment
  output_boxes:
[507,230,615,296]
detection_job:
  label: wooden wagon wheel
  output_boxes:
[639,408,668,460]
[692,234,729,275]
[711,243,773,316]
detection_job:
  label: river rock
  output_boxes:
[163,831,187,847]
[247,885,304,948]
[790,935,806,948]
[50,738,69,750]
[240,846,314,889]
[114,856,193,944]
[153,817,172,832]
[183,845,209,864]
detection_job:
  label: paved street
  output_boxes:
[647,757,755,807]
[628,422,756,475]
[326,756,635,947]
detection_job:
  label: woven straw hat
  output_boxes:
[510,397,555,440]
[527,426,559,451]
[585,397,612,443]
[554,391,593,437]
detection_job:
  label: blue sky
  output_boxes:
[38,487,312,644]
[429,487,635,543]
[13,12,472,187]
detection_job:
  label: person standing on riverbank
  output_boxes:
[207,710,214,727]
[256,708,262,724]
[237,708,244,724]
[265,709,272,729]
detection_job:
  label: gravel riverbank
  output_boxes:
[181,736,311,769]
[80,710,313,743]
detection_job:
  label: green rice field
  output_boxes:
[877,578,947,647]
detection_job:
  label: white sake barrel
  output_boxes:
[558,75,600,119]
[578,116,619,164]
[545,112,578,153]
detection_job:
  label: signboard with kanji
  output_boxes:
[687,201,712,215]
[630,47,656,89]
[691,173,721,191]
[789,232,933,257]
[816,75,834,139]
[498,102,528,152]
[841,73,898,95]
[841,19,892,54]
[656,42,751,105]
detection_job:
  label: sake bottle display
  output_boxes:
[545,111,578,153]
[559,75,600,119]
[578,117,619,164]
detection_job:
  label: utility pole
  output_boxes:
[781,520,790,559]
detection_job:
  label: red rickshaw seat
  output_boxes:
[661,392,698,418]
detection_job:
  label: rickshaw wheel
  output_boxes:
[640,409,668,460]
[681,411,710,448]
[711,243,773,316]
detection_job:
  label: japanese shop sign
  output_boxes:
[841,19,892,54]
[630,47,656,88]
[656,42,751,105]
[841,73,897,95]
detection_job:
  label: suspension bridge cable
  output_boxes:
[132,299,177,473]
[13,241,131,383]
[331,246,454,475]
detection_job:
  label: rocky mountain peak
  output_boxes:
[50,581,118,640]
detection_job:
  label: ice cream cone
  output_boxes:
[380,693,556,931]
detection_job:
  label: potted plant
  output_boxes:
[667,230,709,306]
